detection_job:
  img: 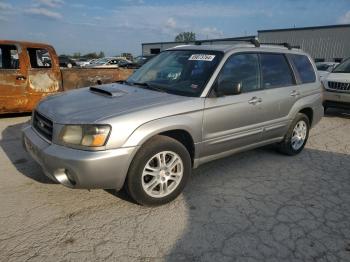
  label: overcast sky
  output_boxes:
[1,0,350,56]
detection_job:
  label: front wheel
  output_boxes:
[126,135,191,206]
[277,113,310,155]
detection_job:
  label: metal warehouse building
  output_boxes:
[258,24,350,63]
[142,24,350,62]
[142,36,255,56]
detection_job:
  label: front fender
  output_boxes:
[122,111,203,150]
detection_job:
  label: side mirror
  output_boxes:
[216,80,242,96]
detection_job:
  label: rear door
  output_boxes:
[288,53,318,98]
[26,46,62,109]
[257,52,300,140]
[0,44,29,113]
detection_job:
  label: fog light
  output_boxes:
[54,169,76,187]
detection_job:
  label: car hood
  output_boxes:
[325,72,350,82]
[37,83,199,124]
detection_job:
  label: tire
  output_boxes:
[126,135,191,206]
[67,63,72,68]
[277,113,310,156]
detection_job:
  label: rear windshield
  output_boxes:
[127,50,223,97]
[290,54,316,83]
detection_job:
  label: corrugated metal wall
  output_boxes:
[142,26,350,62]
[258,27,350,62]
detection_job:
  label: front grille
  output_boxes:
[33,111,53,141]
[327,81,350,92]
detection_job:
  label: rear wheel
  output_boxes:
[277,113,310,155]
[126,135,191,206]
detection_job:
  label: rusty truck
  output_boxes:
[0,40,133,114]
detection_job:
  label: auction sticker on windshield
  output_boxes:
[189,54,216,61]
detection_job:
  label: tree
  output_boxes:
[98,51,105,58]
[175,32,196,42]
[72,52,81,58]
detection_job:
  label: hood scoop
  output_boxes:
[89,86,127,97]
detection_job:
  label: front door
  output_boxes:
[0,44,29,113]
[201,53,266,158]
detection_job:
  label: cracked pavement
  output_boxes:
[0,109,350,262]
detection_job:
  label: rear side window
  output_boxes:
[290,54,316,84]
[0,45,19,69]
[260,53,294,89]
[27,48,52,68]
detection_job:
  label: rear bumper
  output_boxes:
[22,125,137,190]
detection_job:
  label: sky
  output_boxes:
[0,0,350,56]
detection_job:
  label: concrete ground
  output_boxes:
[0,109,349,262]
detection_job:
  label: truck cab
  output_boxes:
[0,40,62,114]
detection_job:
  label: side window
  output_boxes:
[290,54,316,84]
[217,53,260,93]
[0,45,19,69]
[27,48,52,68]
[260,53,294,89]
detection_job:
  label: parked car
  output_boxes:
[22,43,323,206]
[58,55,77,68]
[75,58,91,67]
[323,57,350,111]
[0,40,134,114]
[316,62,339,79]
[86,57,132,68]
[133,55,154,68]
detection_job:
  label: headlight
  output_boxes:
[59,125,111,148]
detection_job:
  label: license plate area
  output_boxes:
[24,136,43,165]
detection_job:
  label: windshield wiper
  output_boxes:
[129,82,167,93]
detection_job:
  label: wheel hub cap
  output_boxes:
[291,120,307,151]
[141,151,184,198]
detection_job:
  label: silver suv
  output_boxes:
[22,42,323,205]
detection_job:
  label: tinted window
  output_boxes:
[27,48,52,68]
[260,53,294,89]
[290,54,315,83]
[217,53,260,93]
[0,45,19,69]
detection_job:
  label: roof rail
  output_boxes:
[260,42,300,50]
[194,37,261,47]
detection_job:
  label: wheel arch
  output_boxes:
[123,115,201,165]
[299,107,313,125]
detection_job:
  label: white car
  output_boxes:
[316,62,339,79]
[322,58,350,111]
[86,57,132,68]
[75,59,91,67]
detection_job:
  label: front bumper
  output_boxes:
[22,125,137,190]
[324,90,350,109]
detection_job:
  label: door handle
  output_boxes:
[248,97,262,105]
[16,75,26,81]
[290,90,300,97]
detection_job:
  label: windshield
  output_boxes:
[333,59,349,73]
[127,50,223,97]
